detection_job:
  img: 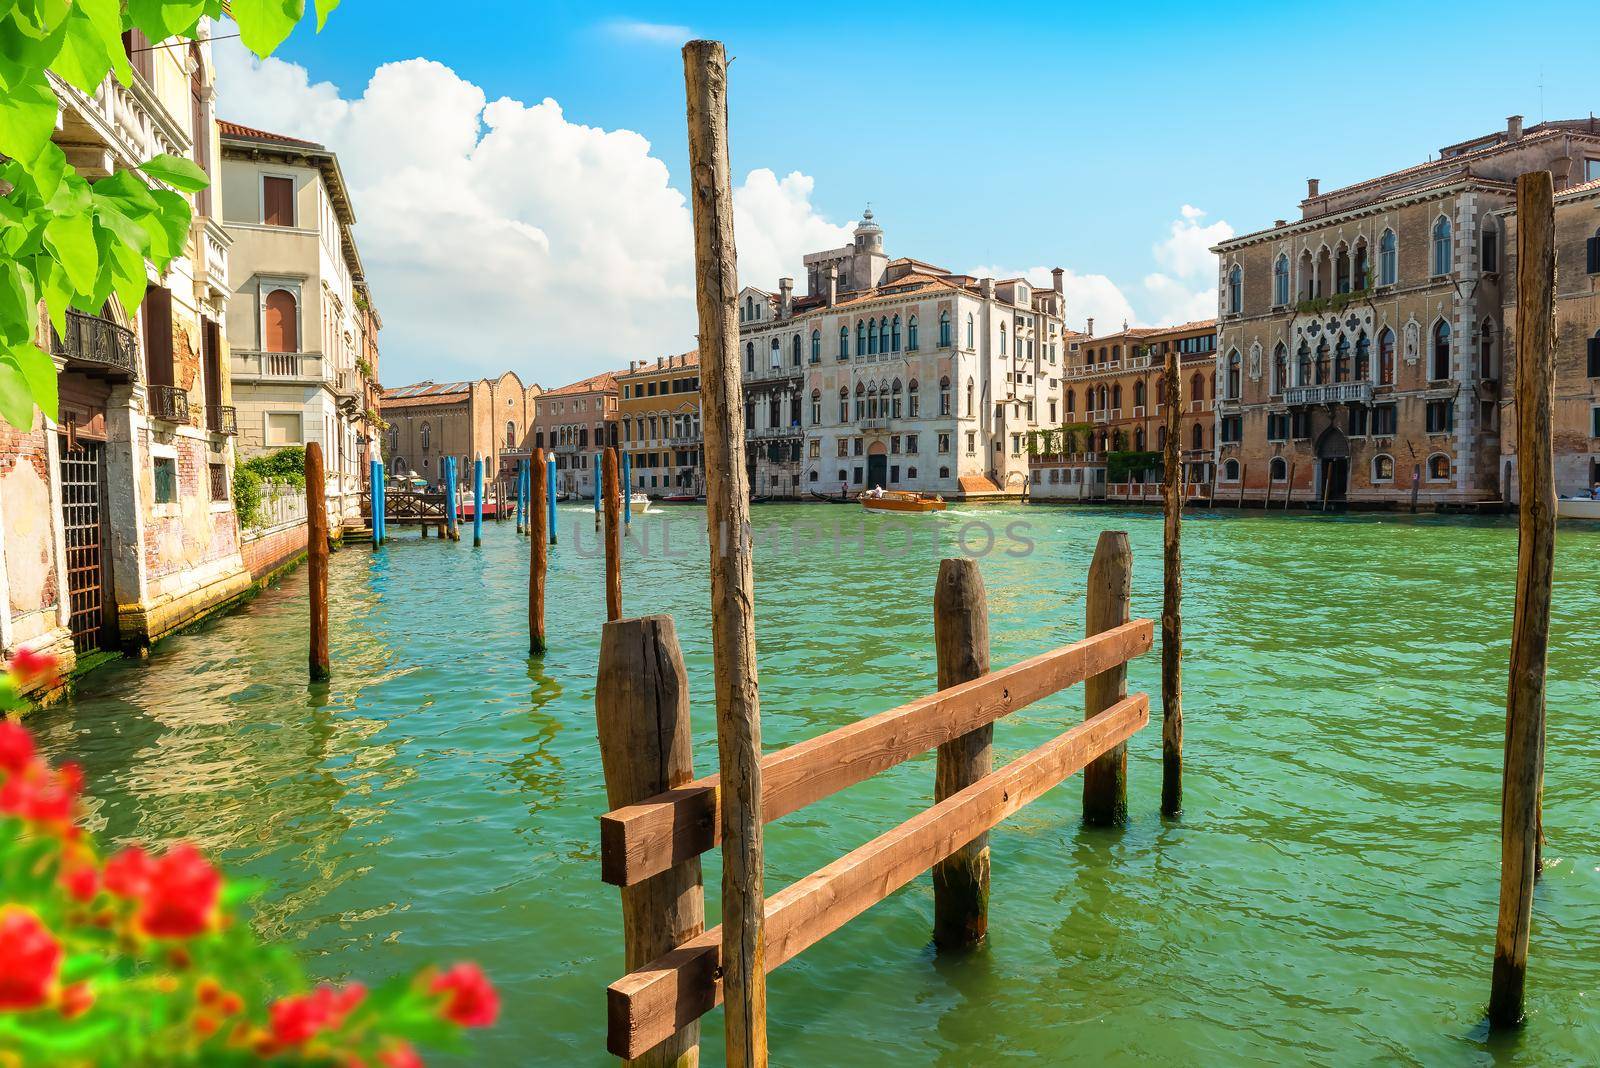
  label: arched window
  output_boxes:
[1271,343,1287,395]
[811,329,821,363]
[1481,217,1499,272]
[1270,457,1287,481]
[855,381,866,420]
[1299,249,1316,300]
[1432,216,1453,276]
[867,319,878,355]
[1065,387,1076,414]
[1190,372,1204,402]
[891,315,901,352]
[939,376,951,416]
[938,310,950,347]
[1352,239,1369,290]
[810,388,821,425]
[838,387,849,423]
[1111,384,1122,411]
[907,466,917,480]
[1379,229,1398,286]
[908,378,920,417]
[1427,453,1451,481]
[1480,320,1497,379]
[891,378,903,419]
[420,422,431,450]
[505,420,516,447]
[1314,340,1330,385]
[769,338,781,370]
[1335,242,1351,294]
[1227,265,1243,314]
[965,378,974,416]
[1334,335,1351,382]
[939,466,950,480]
[1157,425,1167,450]
[745,342,754,373]
[857,320,867,355]
[1378,328,1396,385]
[999,322,1007,355]
[866,381,877,418]
[1134,428,1146,451]
[966,313,974,349]
[1224,350,1241,399]
[1373,454,1394,482]
[839,325,849,358]
[1431,320,1451,381]
[1134,381,1146,408]
[1273,254,1289,306]
[878,317,890,353]
[792,334,802,366]
[1222,458,1240,481]
[264,289,298,352]
[1296,341,1311,387]
[907,315,919,351]
[1354,332,1371,382]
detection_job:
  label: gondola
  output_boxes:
[809,490,852,504]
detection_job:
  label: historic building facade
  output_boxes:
[618,353,702,495]
[1212,116,1600,508]
[380,373,543,486]
[1064,320,1217,474]
[1499,172,1600,497]
[220,121,379,520]
[2,22,255,680]
[530,372,619,498]
[737,210,1070,498]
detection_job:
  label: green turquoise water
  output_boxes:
[30,504,1600,1065]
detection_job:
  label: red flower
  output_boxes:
[103,845,153,898]
[268,983,367,1047]
[0,907,62,1011]
[138,844,221,938]
[380,1042,425,1068]
[7,647,60,689]
[430,963,498,1028]
[59,981,94,1020]
[0,720,34,775]
[61,860,99,903]
[0,761,78,823]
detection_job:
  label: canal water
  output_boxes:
[30,504,1600,1065]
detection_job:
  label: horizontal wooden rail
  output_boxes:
[600,619,1152,887]
[607,692,1150,1059]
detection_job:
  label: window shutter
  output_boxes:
[141,285,174,386]
[1588,336,1600,378]
[263,176,293,226]
[1589,235,1600,275]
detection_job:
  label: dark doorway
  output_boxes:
[866,454,888,489]
[1316,425,1350,507]
[56,436,110,653]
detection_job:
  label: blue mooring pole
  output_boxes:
[472,455,484,547]
[622,451,632,527]
[592,451,601,528]
[546,454,558,546]
[443,457,454,539]
[517,459,527,532]
[369,458,380,547]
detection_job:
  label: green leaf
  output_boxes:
[105,230,149,318]
[0,65,58,167]
[146,187,192,270]
[92,197,151,255]
[5,340,55,421]
[31,253,72,335]
[126,0,207,42]
[137,153,209,193]
[0,257,36,327]
[29,139,65,203]
[48,0,125,91]
[0,353,37,429]
[314,0,339,31]
[42,207,96,291]
[0,9,68,70]
[230,0,304,58]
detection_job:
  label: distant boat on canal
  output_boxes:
[861,490,946,513]
[1557,496,1600,520]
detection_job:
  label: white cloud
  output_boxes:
[968,264,1137,337]
[1153,204,1233,280]
[213,33,845,388]
[599,19,693,45]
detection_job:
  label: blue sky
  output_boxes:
[230,1,1600,386]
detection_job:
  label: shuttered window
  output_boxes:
[1587,231,1600,275]
[141,285,174,386]
[1588,333,1600,378]
[262,176,294,226]
[264,290,298,353]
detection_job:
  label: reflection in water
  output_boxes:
[32,508,1600,1066]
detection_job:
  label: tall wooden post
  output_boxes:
[547,454,559,547]
[530,449,548,655]
[306,442,330,682]
[596,615,705,1068]
[605,447,623,622]
[473,455,484,547]
[1161,350,1183,817]
[684,38,768,1067]
[932,558,991,949]
[1082,530,1132,826]
[1489,169,1556,1030]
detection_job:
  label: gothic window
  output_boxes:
[939,376,951,416]
[939,311,950,347]
[839,387,849,423]
[1000,322,1007,355]
[1065,387,1075,414]
[745,342,754,373]
[878,317,890,353]
[891,378,903,418]
[1379,328,1396,384]
[420,422,430,450]
[1432,216,1453,276]
[966,378,974,416]
[1334,335,1351,382]
[1352,238,1370,290]
[1273,254,1289,306]
[1480,320,1497,379]
[891,315,901,352]
[908,378,920,417]
[907,315,919,350]
[810,388,821,425]
[792,334,801,366]
[811,329,821,363]
[1224,350,1241,399]
[858,320,867,355]
[1379,229,1398,285]
[839,325,849,358]
[1297,341,1312,386]
[966,313,974,349]
[1272,342,1287,395]
[1431,320,1451,381]
[1355,332,1371,382]
[1227,265,1242,314]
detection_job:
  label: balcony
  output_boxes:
[858,417,891,430]
[191,215,232,299]
[233,350,326,382]
[51,310,138,378]
[747,423,803,440]
[1283,382,1373,406]
[207,405,237,436]
[668,433,702,447]
[148,384,189,424]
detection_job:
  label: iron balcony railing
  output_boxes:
[51,310,138,377]
[148,384,189,424]
[1283,382,1373,406]
[207,405,237,435]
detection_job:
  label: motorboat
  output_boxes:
[629,492,653,514]
[1556,496,1600,520]
[861,490,946,513]
[660,493,702,504]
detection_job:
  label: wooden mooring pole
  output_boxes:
[931,558,992,949]
[306,442,330,682]
[684,38,768,1067]
[1082,530,1132,826]
[530,449,548,656]
[596,615,705,1067]
[1161,350,1183,817]
[605,447,623,622]
[473,455,484,547]
[1489,169,1556,1031]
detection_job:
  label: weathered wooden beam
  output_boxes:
[607,693,1150,1061]
[600,619,1152,887]
[596,616,705,1067]
[931,558,991,950]
[1489,169,1556,1030]
[683,38,767,1067]
[1082,531,1131,825]
[1161,351,1183,817]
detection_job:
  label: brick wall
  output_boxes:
[240,518,307,581]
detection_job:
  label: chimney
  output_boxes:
[779,277,793,318]
[1086,317,1095,337]
[825,265,838,306]
[1051,267,1064,294]
[1307,177,1320,198]
[982,277,995,300]
[1274,219,1287,228]
[1507,114,1524,141]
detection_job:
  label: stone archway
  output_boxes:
[1315,424,1350,505]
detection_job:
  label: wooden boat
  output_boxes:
[629,492,653,514]
[861,490,946,513]
[810,490,852,504]
[1557,496,1600,520]
[659,493,702,504]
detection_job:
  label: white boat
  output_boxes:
[1556,496,1600,520]
[629,492,653,514]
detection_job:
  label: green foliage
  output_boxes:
[233,447,306,528]
[1107,450,1162,483]
[0,0,336,431]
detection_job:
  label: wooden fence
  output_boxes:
[594,533,1153,1061]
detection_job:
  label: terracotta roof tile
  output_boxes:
[541,370,620,397]
[218,119,322,148]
